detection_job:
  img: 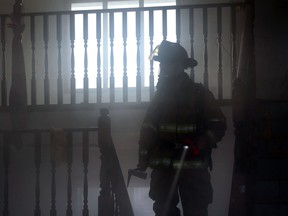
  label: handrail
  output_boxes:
[98,108,134,216]
[0,127,98,133]
[0,3,246,16]
[0,99,232,113]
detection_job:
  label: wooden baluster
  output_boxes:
[176,8,181,44]
[96,12,102,103]
[102,13,109,94]
[43,15,50,105]
[1,17,7,106]
[50,132,57,216]
[149,10,154,99]
[231,6,237,83]
[136,11,141,103]
[217,7,223,100]
[83,13,89,104]
[57,14,63,105]
[114,193,119,215]
[82,130,89,216]
[70,14,76,104]
[9,0,27,131]
[34,132,41,216]
[66,131,73,216]
[203,7,208,88]
[98,108,134,216]
[30,15,36,105]
[3,133,10,216]
[98,108,113,216]
[109,12,115,103]
[162,9,167,40]
[96,13,102,103]
[189,8,195,81]
[122,12,128,103]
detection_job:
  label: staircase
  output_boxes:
[249,101,288,216]
[229,99,288,216]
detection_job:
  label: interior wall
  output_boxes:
[0,0,70,14]
[0,0,11,14]
[254,0,288,100]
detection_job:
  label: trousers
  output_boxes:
[149,168,213,216]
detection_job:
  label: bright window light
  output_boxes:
[71,1,176,89]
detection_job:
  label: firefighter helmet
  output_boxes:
[149,40,198,69]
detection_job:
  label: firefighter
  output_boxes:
[137,40,227,216]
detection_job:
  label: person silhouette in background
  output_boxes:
[137,40,227,216]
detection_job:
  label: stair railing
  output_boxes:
[98,108,134,216]
[0,2,246,108]
[0,109,134,216]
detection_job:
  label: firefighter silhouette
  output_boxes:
[137,40,227,216]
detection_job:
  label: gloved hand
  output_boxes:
[196,135,210,150]
[196,131,216,149]
[182,138,201,156]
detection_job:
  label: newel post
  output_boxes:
[8,0,27,131]
[98,108,114,216]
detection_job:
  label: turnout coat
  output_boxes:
[138,72,227,170]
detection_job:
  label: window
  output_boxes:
[71,2,103,89]
[71,0,176,89]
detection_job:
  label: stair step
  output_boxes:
[256,176,288,181]
[255,199,288,205]
[256,154,288,159]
